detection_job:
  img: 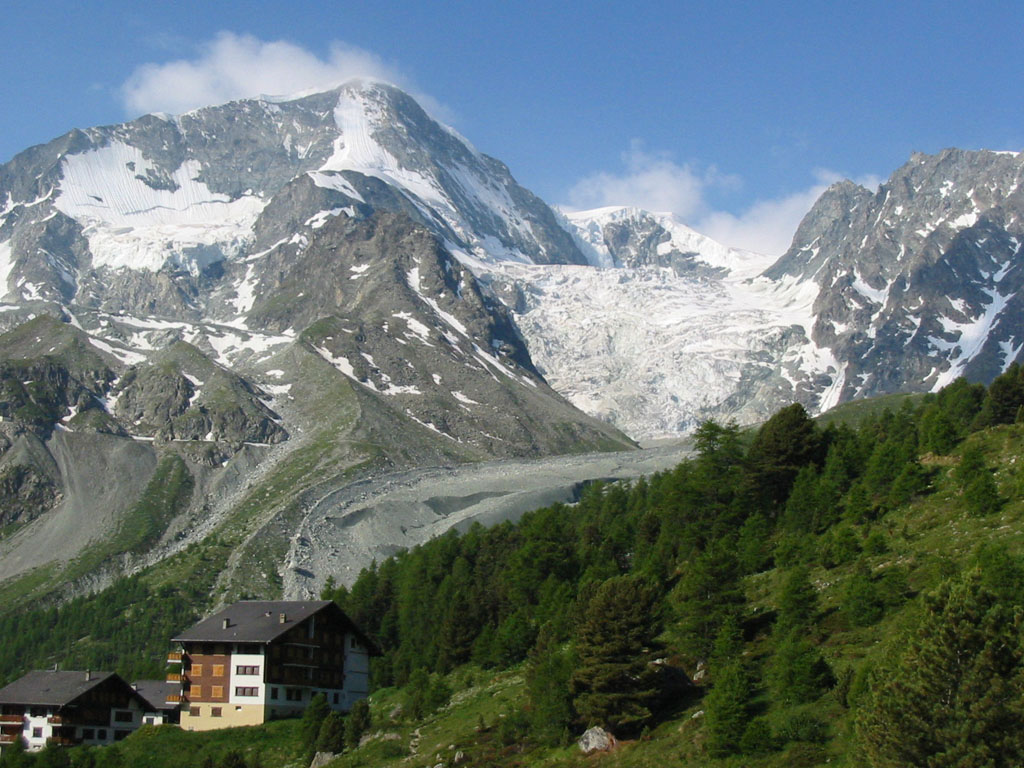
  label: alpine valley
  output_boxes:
[0,80,1022,607]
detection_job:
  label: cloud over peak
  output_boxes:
[566,144,879,257]
[121,32,406,116]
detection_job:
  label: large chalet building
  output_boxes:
[170,600,377,731]
[0,670,151,752]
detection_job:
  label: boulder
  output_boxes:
[578,726,616,753]
[309,752,335,768]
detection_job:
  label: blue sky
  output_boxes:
[2,0,1021,254]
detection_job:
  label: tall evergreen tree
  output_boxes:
[745,403,824,511]
[569,575,661,736]
[703,660,751,757]
[857,571,1024,767]
[672,539,745,658]
[775,565,818,634]
[345,699,371,750]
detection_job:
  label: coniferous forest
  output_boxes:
[321,365,1024,766]
[4,366,1024,767]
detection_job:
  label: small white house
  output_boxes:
[0,670,150,752]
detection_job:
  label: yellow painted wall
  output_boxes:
[180,703,264,732]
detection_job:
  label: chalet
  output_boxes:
[130,680,181,725]
[0,670,150,752]
[170,600,378,732]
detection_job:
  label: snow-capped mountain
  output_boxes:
[0,80,631,601]
[1,79,1022,603]
[767,149,1024,399]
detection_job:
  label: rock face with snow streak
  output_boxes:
[768,148,1024,400]
[0,81,633,602]
[0,78,1022,603]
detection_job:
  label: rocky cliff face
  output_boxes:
[0,81,633,603]
[0,77,1021,604]
[768,149,1024,402]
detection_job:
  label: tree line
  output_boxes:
[322,364,1024,764]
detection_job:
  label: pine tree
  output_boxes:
[703,661,750,757]
[569,575,661,736]
[315,711,346,754]
[767,631,834,705]
[300,693,331,762]
[857,571,1024,767]
[526,624,575,745]
[344,699,371,750]
[775,565,818,634]
[672,539,745,658]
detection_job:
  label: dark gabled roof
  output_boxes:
[130,680,179,712]
[172,600,380,654]
[0,671,121,707]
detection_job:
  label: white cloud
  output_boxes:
[566,146,881,257]
[566,141,737,220]
[697,170,882,256]
[121,32,409,116]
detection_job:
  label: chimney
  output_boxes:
[222,618,231,630]
[279,613,287,624]
[85,670,92,682]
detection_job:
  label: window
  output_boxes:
[189,707,200,718]
[192,664,203,676]
[212,664,225,677]
[333,693,339,705]
[211,686,224,698]
[82,728,95,740]
[350,637,358,649]
[211,708,222,718]
[234,687,258,697]
[270,688,279,700]
[236,665,260,675]
[191,685,202,698]
[114,711,133,723]
[114,730,129,741]
[32,727,42,738]
[98,729,107,740]
[144,717,155,725]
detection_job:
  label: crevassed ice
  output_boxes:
[54,141,265,272]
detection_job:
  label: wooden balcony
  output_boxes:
[46,715,63,724]
[0,733,19,745]
[165,694,182,704]
[166,673,182,683]
[0,714,22,724]
[167,652,183,664]
[47,736,76,747]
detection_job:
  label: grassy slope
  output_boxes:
[41,417,1022,768]
[323,423,1024,768]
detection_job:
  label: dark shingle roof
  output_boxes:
[130,680,179,712]
[172,600,334,644]
[172,600,380,654]
[0,670,116,706]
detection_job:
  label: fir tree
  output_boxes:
[315,711,346,754]
[526,624,575,745]
[300,693,331,762]
[569,575,661,736]
[775,565,818,634]
[746,404,824,512]
[344,699,371,750]
[672,539,745,658]
[857,571,1024,767]
[767,631,834,705]
[704,660,750,757]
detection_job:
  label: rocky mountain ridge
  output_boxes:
[0,80,1021,603]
